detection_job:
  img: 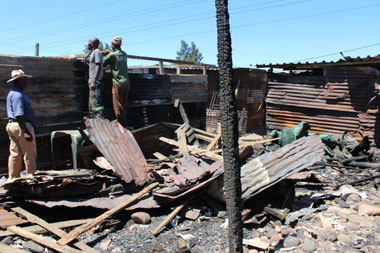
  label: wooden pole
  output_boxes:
[215,0,243,252]
[58,182,159,246]
[159,61,165,75]
[152,202,187,236]
[34,43,39,56]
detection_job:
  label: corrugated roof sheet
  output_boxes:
[241,136,325,200]
[85,117,150,186]
[256,54,380,70]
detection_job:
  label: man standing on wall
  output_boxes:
[6,70,37,180]
[103,37,130,127]
[87,37,104,117]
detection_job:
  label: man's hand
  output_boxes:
[90,81,96,88]
[24,132,33,142]
[101,50,111,56]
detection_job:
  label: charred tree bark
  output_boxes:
[215,0,243,252]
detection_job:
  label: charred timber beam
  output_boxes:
[215,0,243,252]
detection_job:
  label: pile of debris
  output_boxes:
[1,118,380,252]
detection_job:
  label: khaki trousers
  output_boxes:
[112,82,130,127]
[6,122,37,179]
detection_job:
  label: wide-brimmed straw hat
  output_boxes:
[6,69,32,83]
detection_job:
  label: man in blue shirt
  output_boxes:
[6,69,37,180]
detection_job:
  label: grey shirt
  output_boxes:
[88,48,103,84]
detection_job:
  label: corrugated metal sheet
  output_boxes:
[257,54,380,69]
[85,117,150,186]
[169,74,207,103]
[161,154,220,187]
[241,136,325,200]
[0,55,86,137]
[0,55,208,169]
[0,55,86,167]
[266,66,379,143]
[28,194,159,210]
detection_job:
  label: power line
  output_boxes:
[293,42,380,62]
[33,0,310,50]
[107,3,380,47]
[7,2,380,55]
[0,0,127,32]
[2,0,207,44]
[7,0,311,54]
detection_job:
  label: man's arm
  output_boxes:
[12,95,33,142]
[103,52,113,66]
[16,116,33,141]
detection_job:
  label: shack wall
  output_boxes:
[266,66,380,145]
[0,55,207,170]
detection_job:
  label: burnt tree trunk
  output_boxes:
[215,0,243,252]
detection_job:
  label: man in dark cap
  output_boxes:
[87,37,104,117]
[6,69,37,180]
[103,37,129,127]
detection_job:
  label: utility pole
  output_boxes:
[215,0,243,252]
[34,43,39,56]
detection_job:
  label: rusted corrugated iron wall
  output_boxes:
[0,55,86,137]
[0,55,86,166]
[0,55,208,170]
[266,66,380,145]
[234,69,267,131]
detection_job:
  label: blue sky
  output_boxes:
[0,0,379,67]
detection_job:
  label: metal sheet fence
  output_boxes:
[266,66,380,144]
[0,55,207,170]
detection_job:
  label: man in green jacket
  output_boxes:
[103,37,130,127]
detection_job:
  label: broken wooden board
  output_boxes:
[58,182,159,246]
[11,207,96,253]
[176,127,189,155]
[153,152,167,160]
[206,124,221,151]
[0,218,91,238]
[7,226,82,253]
[93,157,115,172]
[2,170,105,198]
[159,137,222,160]
[0,208,27,229]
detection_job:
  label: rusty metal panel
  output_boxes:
[161,154,220,187]
[241,136,324,200]
[266,66,378,144]
[0,55,86,139]
[206,108,247,135]
[28,194,160,210]
[85,117,150,186]
[169,75,208,103]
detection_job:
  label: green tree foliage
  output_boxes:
[176,40,203,63]
[83,41,110,53]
